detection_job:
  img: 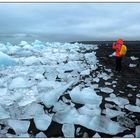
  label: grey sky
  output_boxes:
[0,3,140,42]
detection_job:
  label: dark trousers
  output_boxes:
[115,57,122,71]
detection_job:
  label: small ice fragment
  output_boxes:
[130,56,139,60]
[18,133,30,138]
[105,103,114,109]
[129,64,137,67]
[119,91,124,93]
[136,98,140,106]
[113,85,116,88]
[127,84,137,89]
[109,52,115,57]
[80,69,90,76]
[106,96,129,108]
[36,132,47,138]
[76,127,81,136]
[136,94,140,98]
[93,77,100,83]
[62,123,75,138]
[105,108,125,118]
[93,133,101,138]
[125,104,140,112]
[128,94,133,97]
[110,93,116,98]
[91,84,99,89]
[123,134,134,138]
[136,125,140,138]
[100,87,114,94]
[0,105,10,119]
[105,82,112,86]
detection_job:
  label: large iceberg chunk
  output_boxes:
[53,104,79,124]
[76,115,126,135]
[41,81,74,108]
[32,40,46,48]
[7,120,30,134]
[84,52,97,66]
[20,103,44,119]
[34,114,52,131]
[53,103,125,135]
[23,56,40,66]
[9,77,30,90]
[0,51,17,65]
[70,86,102,106]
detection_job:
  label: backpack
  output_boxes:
[120,45,127,56]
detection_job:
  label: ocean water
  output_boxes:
[0,34,56,45]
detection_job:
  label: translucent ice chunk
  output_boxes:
[36,132,47,138]
[105,108,125,118]
[130,56,139,60]
[100,87,114,94]
[70,86,102,106]
[7,120,30,134]
[123,134,134,138]
[136,125,140,138]
[78,105,101,116]
[34,114,52,131]
[76,115,126,135]
[129,64,137,68]
[80,69,90,76]
[127,84,137,89]
[106,96,129,108]
[0,105,10,119]
[62,123,75,138]
[93,133,101,138]
[136,98,140,106]
[41,81,74,108]
[20,103,44,119]
[125,104,140,112]
[0,51,17,65]
[9,77,30,89]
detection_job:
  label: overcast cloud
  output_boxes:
[0,3,140,43]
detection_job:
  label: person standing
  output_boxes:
[112,38,127,72]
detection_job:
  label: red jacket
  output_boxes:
[112,43,122,57]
